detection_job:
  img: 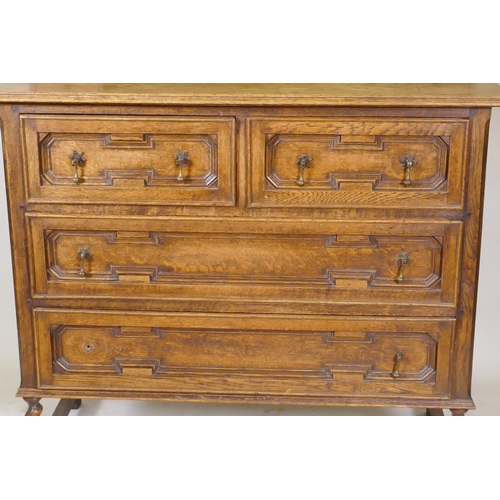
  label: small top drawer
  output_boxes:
[21,114,236,206]
[248,117,468,210]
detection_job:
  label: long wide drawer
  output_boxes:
[34,309,454,399]
[21,114,236,205]
[248,117,468,210]
[28,216,462,315]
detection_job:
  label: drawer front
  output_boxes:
[21,114,236,205]
[248,117,468,209]
[34,310,453,399]
[29,216,462,314]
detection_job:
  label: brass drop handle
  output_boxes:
[70,152,86,184]
[175,151,190,182]
[396,251,411,283]
[77,247,92,276]
[400,154,417,187]
[295,154,312,186]
[392,352,403,378]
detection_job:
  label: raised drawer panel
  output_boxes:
[249,117,468,209]
[21,115,236,205]
[34,310,454,399]
[28,216,462,314]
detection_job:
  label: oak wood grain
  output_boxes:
[21,114,236,206]
[13,104,470,220]
[0,84,495,415]
[17,388,476,411]
[0,105,38,390]
[249,117,467,210]
[26,216,462,313]
[35,309,453,399]
[1,83,500,107]
[450,108,492,401]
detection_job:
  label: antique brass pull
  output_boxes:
[396,251,411,283]
[392,352,403,378]
[70,152,86,183]
[175,151,190,182]
[76,247,92,276]
[295,154,312,186]
[400,154,417,187]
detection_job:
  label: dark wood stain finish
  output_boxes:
[52,398,81,416]
[2,83,499,416]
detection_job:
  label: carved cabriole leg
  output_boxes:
[52,399,82,416]
[425,408,444,416]
[450,409,468,416]
[23,397,43,416]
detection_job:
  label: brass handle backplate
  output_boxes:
[400,154,417,187]
[295,154,312,186]
[175,151,190,182]
[392,352,403,378]
[70,152,86,183]
[76,247,92,276]
[396,251,411,283]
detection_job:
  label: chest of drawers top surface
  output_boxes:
[1,83,499,416]
[1,83,500,106]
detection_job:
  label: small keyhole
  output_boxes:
[82,342,94,353]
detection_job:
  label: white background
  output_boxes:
[0,1,499,498]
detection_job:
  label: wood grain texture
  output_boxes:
[0,105,38,390]
[21,114,236,206]
[0,84,495,415]
[35,309,453,399]
[26,216,462,313]
[17,388,476,410]
[1,83,500,107]
[11,104,470,221]
[450,109,492,402]
[249,117,467,209]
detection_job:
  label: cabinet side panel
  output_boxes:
[0,104,37,389]
[451,108,491,401]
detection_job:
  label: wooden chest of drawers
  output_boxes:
[1,83,499,416]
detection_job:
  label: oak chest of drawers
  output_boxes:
[1,83,499,416]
